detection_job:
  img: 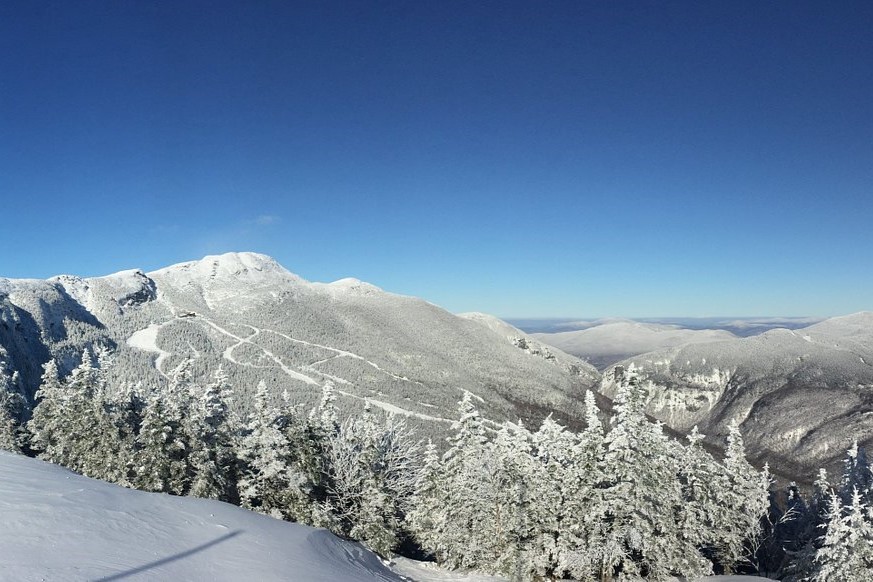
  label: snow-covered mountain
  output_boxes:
[598,312,873,481]
[0,253,599,434]
[533,320,737,369]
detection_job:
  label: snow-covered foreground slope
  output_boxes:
[0,451,401,581]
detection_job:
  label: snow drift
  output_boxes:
[0,451,401,581]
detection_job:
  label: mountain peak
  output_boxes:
[197,251,288,273]
[150,252,295,283]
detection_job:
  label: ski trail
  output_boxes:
[262,328,484,404]
[198,318,318,385]
[335,390,453,424]
[193,320,459,423]
[261,329,427,387]
[127,323,171,379]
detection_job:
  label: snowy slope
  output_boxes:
[0,451,401,582]
[533,320,737,369]
[0,252,599,439]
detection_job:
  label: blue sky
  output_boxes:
[1,1,871,318]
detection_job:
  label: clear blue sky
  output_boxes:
[1,1,871,318]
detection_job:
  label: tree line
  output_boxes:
[0,350,871,580]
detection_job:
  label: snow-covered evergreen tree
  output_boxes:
[472,420,536,576]
[0,365,26,452]
[188,367,238,502]
[405,438,441,545]
[597,367,712,580]
[782,469,833,582]
[27,360,67,462]
[527,416,574,578]
[839,441,873,504]
[555,390,606,580]
[712,419,770,574]
[134,383,191,495]
[238,380,312,521]
[30,351,104,475]
[677,426,729,564]
[409,391,490,569]
[814,488,873,581]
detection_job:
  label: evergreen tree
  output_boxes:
[814,489,873,581]
[556,390,606,580]
[677,426,729,565]
[712,419,770,574]
[0,365,26,452]
[783,469,833,582]
[839,441,873,504]
[409,391,490,569]
[527,416,574,579]
[28,360,67,462]
[30,351,104,475]
[405,438,441,547]
[473,420,536,575]
[238,381,312,521]
[188,367,238,502]
[597,367,711,580]
[134,383,191,495]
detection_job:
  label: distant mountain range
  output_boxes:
[594,313,873,483]
[531,320,737,369]
[0,253,598,438]
[511,316,823,336]
[517,314,872,482]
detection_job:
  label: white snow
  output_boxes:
[149,252,301,309]
[198,318,319,385]
[345,393,453,424]
[150,252,294,284]
[0,451,401,581]
[322,277,384,296]
[391,557,507,581]
[534,321,736,363]
[126,323,171,377]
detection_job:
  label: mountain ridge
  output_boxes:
[0,252,599,437]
